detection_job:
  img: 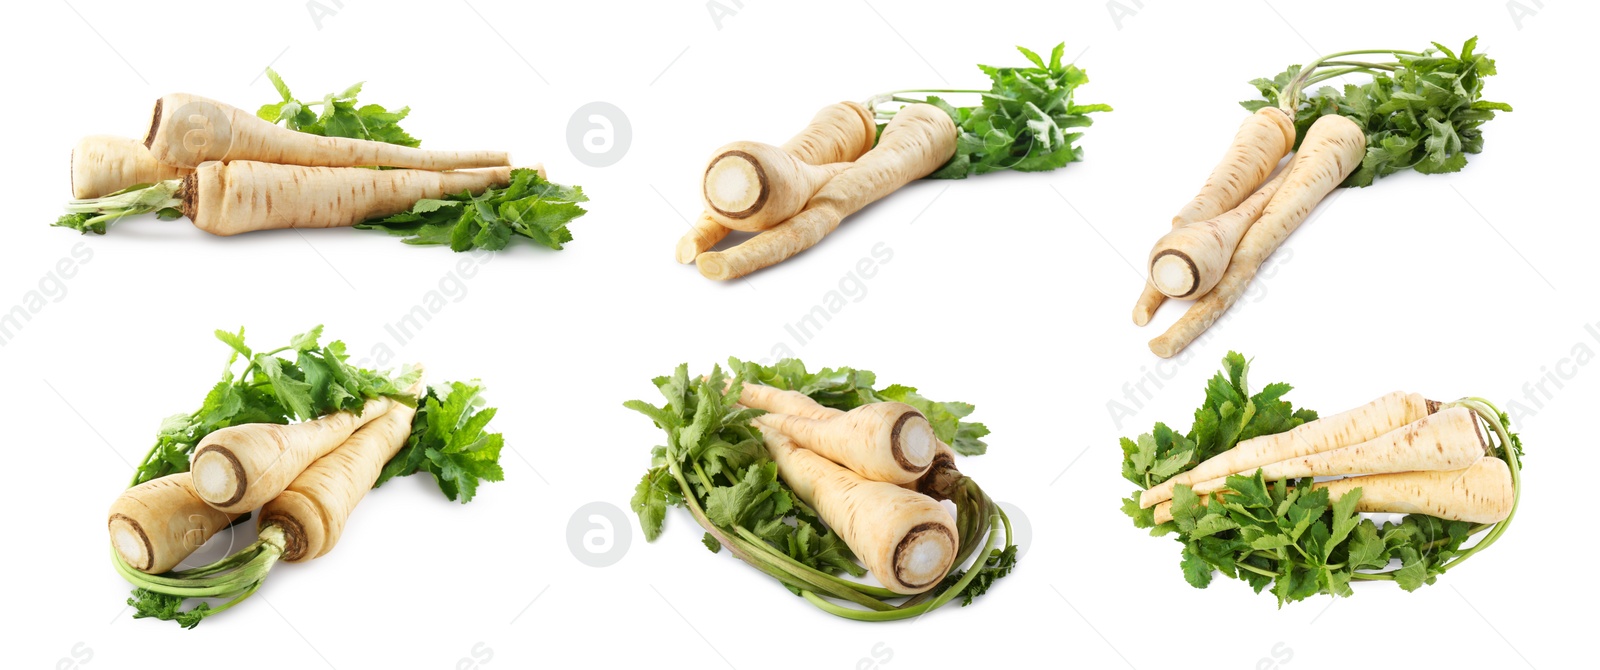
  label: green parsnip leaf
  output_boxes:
[359,168,589,252]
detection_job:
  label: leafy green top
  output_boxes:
[357,168,589,252]
[883,43,1111,179]
[1242,37,1511,187]
[1120,352,1317,490]
[257,69,419,147]
[627,364,863,575]
[1119,353,1522,606]
[131,326,418,487]
[725,357,990,455]
[376,380,506,503]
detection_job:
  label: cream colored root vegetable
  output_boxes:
[189,395,398,513]
[731,380,963,499]
[1153,457,1513,524]
[758,423,956,594]
[703,141,851,231]
[697,103,956,280]
[108,473,239,574]
[676,101,877,263]
[1184,407,1487,497]
[1134,107,1293,325]
[1148,169,1289,299]
[1141,391,1435,508]
[72,135,189,199]
[182,161,521,236]
[1172,107,1296,225]
[146,94,509,170]
[1150,114,1366,358]
[1313,457,1515,524]
[755,402,935,484]
[258,390,420,561]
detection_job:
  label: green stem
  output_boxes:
[57,179,184,234]
[1280,49,1423,111]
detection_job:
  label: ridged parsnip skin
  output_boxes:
[108,473,238,573]
[697,104,957,280]
[755,403,935,484]
[146,93,509,170]
[1150,114,1366,358]
[1149,169,1289,299]
[702,141,851,231]
[1136,108,1292,324]
[182,161,514,236]
[1312,457,1514,524]
[190,395,397,514]
[1171,107,1296,226]
[1152,457,1514,524]
[758,424,956,594]
[72,135,189,199]
[258,397,419,561]
[676,101,876,263]
[1141,391,1435,508]
[731,381,962,499]
[675,213,732,264]
[1185,407,1487,496]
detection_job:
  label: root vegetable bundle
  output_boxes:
[108,327,506,627]
[1118,353,1523,605]
[627,359,1016,620]
[1134,39,1511,357]
[680,43,1110,279]
[55,70,588,252]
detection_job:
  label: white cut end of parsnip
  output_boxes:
[190,450,238,504]
[899,418,936,469]
[109,518,147,569]
[1151,254,1196,297]
[900,531,955,586]
[705,155,762,213]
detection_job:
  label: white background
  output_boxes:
[1,0,1592,668]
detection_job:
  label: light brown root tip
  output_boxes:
[696,253,732,281]
[703,151,767,219]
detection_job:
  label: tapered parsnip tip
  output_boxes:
[704,149,766,220]
[108,515,151,570]
[695,251,735,281]
[675,236,700,264]
[191,447,244,507]
[1150,251,1198,298]
[896,521,958,590]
